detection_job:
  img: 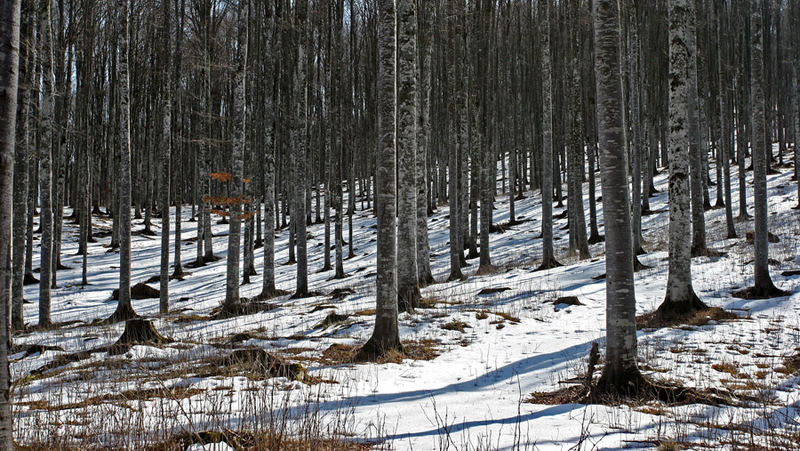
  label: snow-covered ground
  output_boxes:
[11,149,800,450]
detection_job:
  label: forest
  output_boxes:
[0,0,799,449]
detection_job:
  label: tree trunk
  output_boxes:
[359,0,401,359]
[657,0,707,318]
[593,0,644,394]
[159,0,173,315]
[38,0,55,327]
[223,0,248,313]
[537,0,561,270]
[109,0,137,322]
[0,0,21,443]
[396,0,420,312]
[747,0,783,297]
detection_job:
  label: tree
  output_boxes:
[108,0,138,323]
[592,0,644,395]
[38,0,55,327]
[415,0,435,286]
[654,0,708,319]
[12,0,33,331]
[159,0,174,315]
[396,0,420,312]
[358,0,402,359]
[292,0,309,298]
[0,0,21,442]
[536,0,561,271]
[737,0,786,298]
[223,0,248,314]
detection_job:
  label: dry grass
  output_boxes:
[637,307,740,330]
[320,339,442,365]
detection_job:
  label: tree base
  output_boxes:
[588,233,605,244]
[535,257,563,271]
[354,335,405,362]
[255,288,290,301]
[418,272,436,288]
[653,291,708,322]
[732,284,789,300]
[108,319,170,355]
[215,298,279,319]
[105,303,139,324]
[447,270,465,282]
[476,263,499,276]
[23,273,39,285]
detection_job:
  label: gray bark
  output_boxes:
[659,0,706,315]
[12,0,31,331]
[749,0,781,295]
[159,0,173,315]
[593,0,643,392]
[360,0,401,357]
[537,0,560,270]
[38,0,55,327]
[396,0,420,312]
[0,0,21,443]
[223,0,248,312]
[293,0,308,297]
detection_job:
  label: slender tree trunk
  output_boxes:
[415,0,434,285]
[12,0,31,331]
[0,0,21,442]
[747,0,783,297]
[38,0,55,327]
[159,0,173,315]
[109,0,137,322]
[223,0,248,313]
[688,2,706,256]
[293,0,309,297]
[537,0,560,270]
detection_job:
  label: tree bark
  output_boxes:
[0,0,21,442]
[593,0,644,394]
[359,0,401,359]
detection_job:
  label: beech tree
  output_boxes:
[593,0,644,395]
[223,0,248,314]
[396,0,420,312]
[0,0,21,442]
[359,0,401,359]
[655,0,708,319]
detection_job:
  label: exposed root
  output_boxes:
[638,306,738,330]
[108,319,170,355]
[732,285,790,300]
[535,257,563,271]
[213,298,279,319]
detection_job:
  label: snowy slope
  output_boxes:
[11,149,800,450]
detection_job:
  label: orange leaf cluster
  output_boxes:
[209,172,232,182]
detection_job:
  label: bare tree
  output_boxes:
[0,0,22,442]
[396,0,420,312]
[223,0,248,314]
[655,0,708,319]
[358,0,402,359]
[593,0,644,395]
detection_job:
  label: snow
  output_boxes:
[11,147,800,450]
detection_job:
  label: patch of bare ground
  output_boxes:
[637,307,740,330]
[143,429,376,451]
[189,348,309,382]
[211,298,279,319]
[321,339,441,365]
[527,344,735,408]
[27,386,206,412]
